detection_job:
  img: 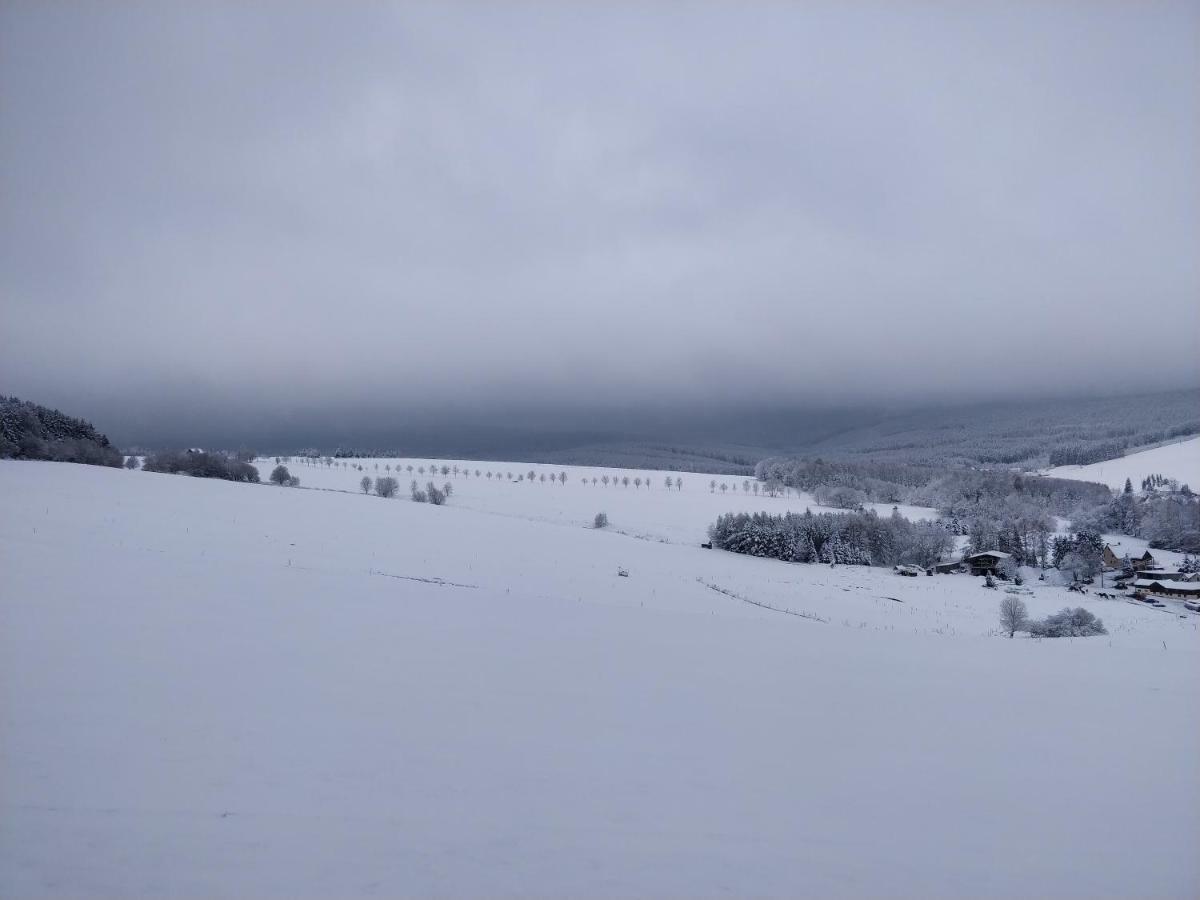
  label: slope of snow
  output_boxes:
[262,455,938,545]
[1042,436,1200,490]
[2,460,1198,898]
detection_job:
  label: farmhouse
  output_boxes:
[966,551,1011,576]
[1103,545,1157,571]
[1134,579,1200,599]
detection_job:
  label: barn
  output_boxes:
[966,551,1011,577]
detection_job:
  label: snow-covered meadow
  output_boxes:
[1043,436,1200,490]
[265,455,938,545]
[2,459,1198,898]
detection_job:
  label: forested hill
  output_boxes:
[0,396,123,467]
[799,390,1199,468]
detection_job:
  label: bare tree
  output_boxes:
[602,475,610,487]
[621,476,630,488]
[710,479,716,493]
[593,512,609,529]
[674,477,683,491]
[664,475,673,490]
[124,456,140,470]
[999,597,1029,638]
[360,476,372,494]
[374,476,399,498]
[634,477,642,489]
[559,471,567,485]
[720,483,728,494]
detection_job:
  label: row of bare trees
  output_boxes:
[709,479,788,497]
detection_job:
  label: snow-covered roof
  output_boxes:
[966,551,1011,560]
[1135,579,1200,593]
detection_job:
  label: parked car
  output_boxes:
[894,564,922,577]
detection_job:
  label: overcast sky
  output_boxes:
[1,2,1197,444]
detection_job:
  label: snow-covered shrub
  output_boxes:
[594,512,609,529]
[124,456,140,469]
[269,465,291,485]
[374,476,399,498]
[1028,607,1107,638]
[426,482,446,505]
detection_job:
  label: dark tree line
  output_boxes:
[1047,442,1128,467]
[142,450,259,482]
[708,509,953,568]
[0,396,123,467]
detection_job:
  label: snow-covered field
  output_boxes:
[2,459,1198,898]
[1043,436,1200,490]
[263,455,938,545]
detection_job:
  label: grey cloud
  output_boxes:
[1,1,1197,445]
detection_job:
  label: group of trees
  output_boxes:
[964,513,1055,568]
[0,396,123,467]
[143,450,259,482]
[1071,479,1200,553]
[708,508,953,569]
[269,465,300,487]
[755,457,1110,519]
[1047,442,1129,467]
[355,473,451,504]
[708,478,785,497]
[1049,530,1105,581]
[411,480,450,505]
[998,597,1107,638]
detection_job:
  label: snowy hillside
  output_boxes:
[2,460,1198,898]
[1043,436,1200,490]
[263,456,938,544]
